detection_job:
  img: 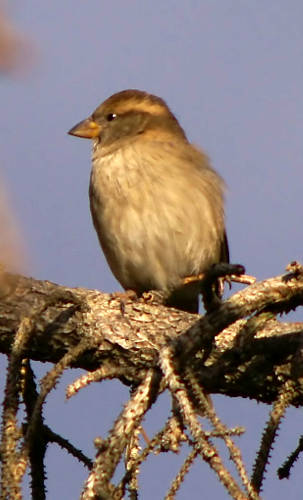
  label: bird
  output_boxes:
[68,89,229,313]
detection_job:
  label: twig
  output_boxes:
[0,317,34,499]
[21,359,47,500]
[165,448,198,500]
[184,369,260,500]
[278,435,303,479]
[251,379,297,492]
[66,362,126,399]
[159,345,248,500]
[23,338,93,464]
[81,369,160,500]
[45,426,93,469]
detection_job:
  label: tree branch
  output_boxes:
[0,266,302,403]
[0,263,303,499]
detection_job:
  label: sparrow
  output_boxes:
[68,89,229,313]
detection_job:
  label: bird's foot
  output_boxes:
[141,290,168,306]
[182,273,205,285]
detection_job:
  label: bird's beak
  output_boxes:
[68,118,101,139]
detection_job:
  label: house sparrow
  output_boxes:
[68,89,229,313]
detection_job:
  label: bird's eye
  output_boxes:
[106,113,117,122]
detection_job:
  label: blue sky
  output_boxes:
[1,1,302,498]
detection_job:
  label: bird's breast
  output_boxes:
[89,142,225,293]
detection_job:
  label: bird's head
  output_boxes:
[68,89,187,148]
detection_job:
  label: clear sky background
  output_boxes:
[1,1,302,498]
